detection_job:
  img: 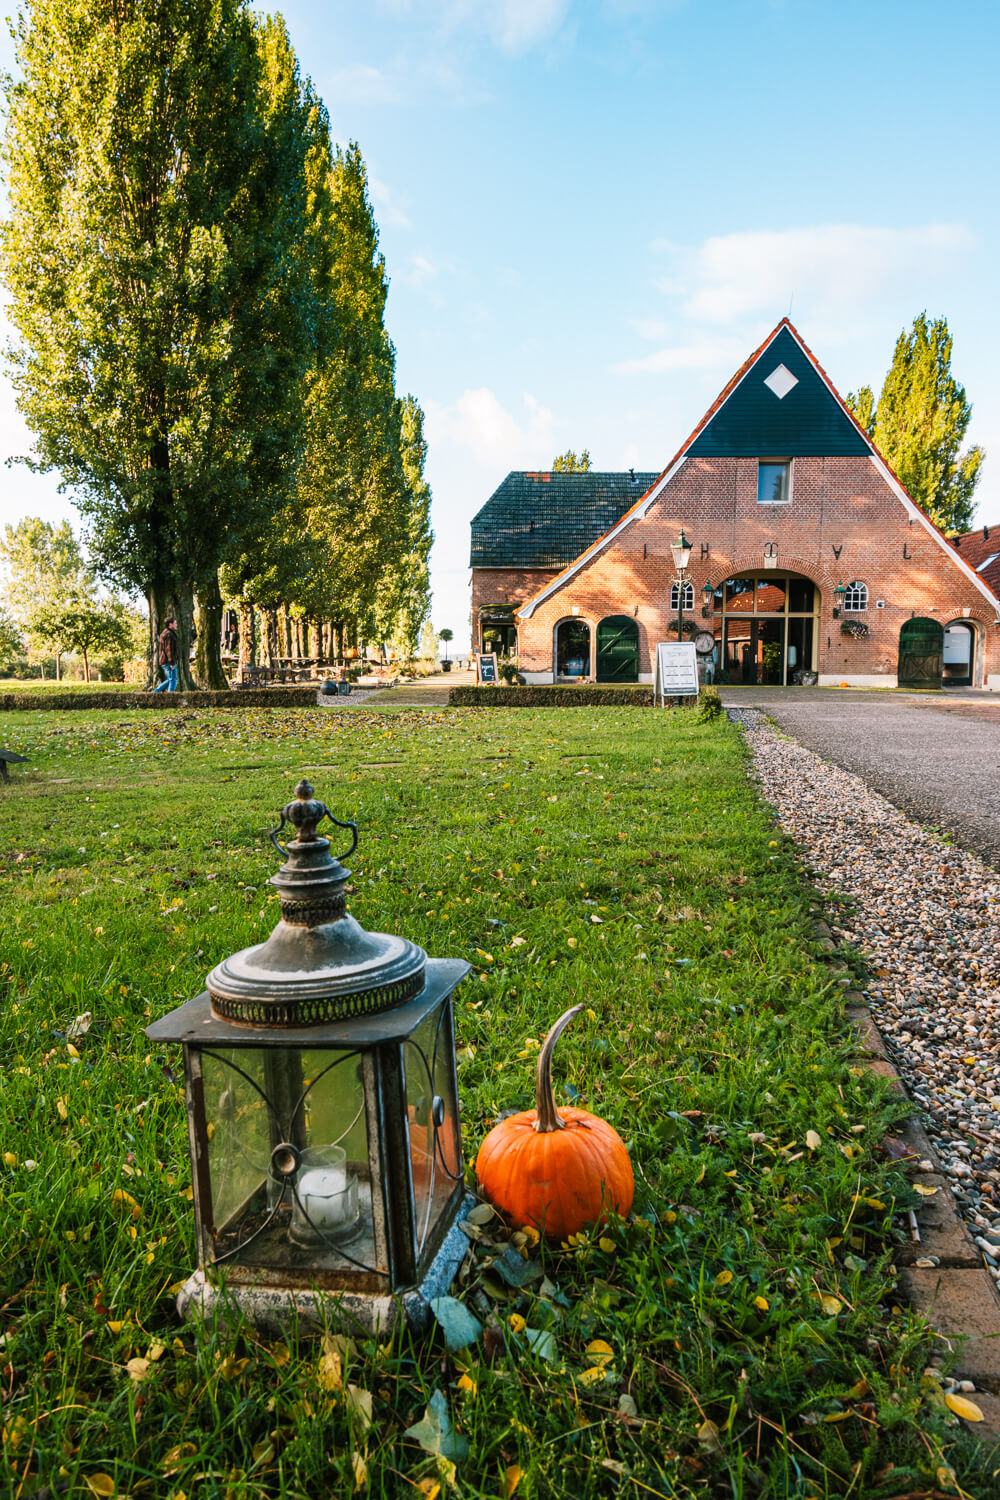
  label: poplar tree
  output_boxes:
[847,313,984,534]
[2,2,316,687]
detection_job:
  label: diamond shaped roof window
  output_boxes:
[763,363,799,399]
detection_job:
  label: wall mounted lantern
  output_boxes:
[701,579,714,618]
[833,581,846,620]
[147,782,470,1335]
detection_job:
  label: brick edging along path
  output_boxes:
[730,709,1000,1437]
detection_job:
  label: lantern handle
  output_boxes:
[268,781,359,861]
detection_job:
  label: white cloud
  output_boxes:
[330,63,402,105]
[376,0,569,53]
[400,254,441,288]
[425,387,558,467]
[669,222,975,331]
[613,333,746,376]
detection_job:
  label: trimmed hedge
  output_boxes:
[0,686,322,712]
[448,685,654,707]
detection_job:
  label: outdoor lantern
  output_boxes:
[833,580,846,620]
[701,579,714,618]
[670,529,693,574]
[146,781,470,1335]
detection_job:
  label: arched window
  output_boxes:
[669,581,695,611]
[843,581,868,613]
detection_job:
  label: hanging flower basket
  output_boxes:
[840,620,870,640]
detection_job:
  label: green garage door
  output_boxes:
[596,616,639,683]
[898,617,943,689]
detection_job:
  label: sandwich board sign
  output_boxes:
[654,641,699,705]
[476,652,498,684]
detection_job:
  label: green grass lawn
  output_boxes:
[0,705,989,1498]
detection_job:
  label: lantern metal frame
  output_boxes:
[146,782,472,1335]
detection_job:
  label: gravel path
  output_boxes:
[731,708,1000,1279]
[720,690,1000,871]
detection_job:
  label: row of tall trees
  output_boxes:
[2,1,431,689]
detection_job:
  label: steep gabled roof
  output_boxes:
[519,320,1000,619]
[470,470,660,568]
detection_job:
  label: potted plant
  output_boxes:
[438,627,454,672]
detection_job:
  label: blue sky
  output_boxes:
[3,0,998,647]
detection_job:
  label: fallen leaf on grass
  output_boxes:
[161,1443,197,1475]
[524,1326,556,1362]
[345,1385,374,1433]
[584,1339,615,1368]
[505,1464,522,1496]
[805,1130,822,1151]
[945,1392,984,1421]
[316,1346,343,1391]
[111,1188,142,1220]
[430,1295,482,1352]
[914,1183,940,1197]
[814,1294,842,1317]
[714,1270,732,1287]
[84,1477,116,1498]
[126,1357,151,1382]
[404,1389,469,1463]
[697,1419,722,1453]
[352,1450,368,1490]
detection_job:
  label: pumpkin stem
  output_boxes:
[534,1004,584,1133]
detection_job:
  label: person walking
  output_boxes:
[153,617,179,692]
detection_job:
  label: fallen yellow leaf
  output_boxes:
[126,1357,151,1382]
[914,1183,939,1197]
[84,1477,116,1498]
[714,1270,733,1287]
[753,1296,769,1311]
[945,1392,984,1422]
[815,1294,842,1316]
[598,1237,616,1254]
[579,1366,608,1386]
[805,1130,821,1151]
[505,1464,522,1497]
[584,1339,615,1368]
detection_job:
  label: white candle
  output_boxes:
[297,1162,348,1233]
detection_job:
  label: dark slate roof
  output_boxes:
[954,523,1000,598]
[687,325,871,458]
[470,471,660,568]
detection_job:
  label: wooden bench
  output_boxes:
[0,749,28,783]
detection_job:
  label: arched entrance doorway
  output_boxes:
[943,621,975,687]
[713,573,819,686]
[555,618,591,679]
[898,618,943,689]
[596,616,639,682]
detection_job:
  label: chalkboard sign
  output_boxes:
[654,641,700,704]
[477,652,498,684]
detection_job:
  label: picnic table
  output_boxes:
[0,749,28,783]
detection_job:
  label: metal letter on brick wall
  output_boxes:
[903,543,911,559]
[700,543,710,559]
[763,543,777,558]
[831,543,843,559]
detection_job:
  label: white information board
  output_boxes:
[654,641,700,705]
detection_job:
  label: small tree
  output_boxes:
[32,592,133,682]
[551,448,591,472]
[0,606,25,674]
[418,620,437,660]
[438,627,453,662]
[847,313,984,534]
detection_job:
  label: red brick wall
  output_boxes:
[471,567,560,653]
[515,457,1000,684]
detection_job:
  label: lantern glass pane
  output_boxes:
[404,1000,463,1259]
[200,1046,384,1278]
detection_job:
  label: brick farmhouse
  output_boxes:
[470,321,1000,689]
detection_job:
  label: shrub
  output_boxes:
[449,684,654,707]
[0,686,321,711]
[697,685,723,722]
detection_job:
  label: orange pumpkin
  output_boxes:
[475,1005,634,1241]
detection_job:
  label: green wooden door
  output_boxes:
[898,618,943,689]
[596,616,639,682]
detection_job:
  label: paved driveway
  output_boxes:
[719,687,1000,869]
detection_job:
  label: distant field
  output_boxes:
[0,705,983,1498]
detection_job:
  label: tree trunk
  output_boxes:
[172,581,197,691]
[264,608,279,669]
[238,599,257,672]
[280,605,292,658]
[82,648,90,683]
[54,653,60,682]
[311,619,323,659]
[147,587,170,689]
[195,573,228,690]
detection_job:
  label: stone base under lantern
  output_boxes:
[176,1196,474,1339]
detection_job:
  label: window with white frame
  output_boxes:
[670,581,695,611]
[757,460,791,504]
[843,580,868,612]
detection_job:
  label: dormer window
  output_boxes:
[757,460,791,505]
